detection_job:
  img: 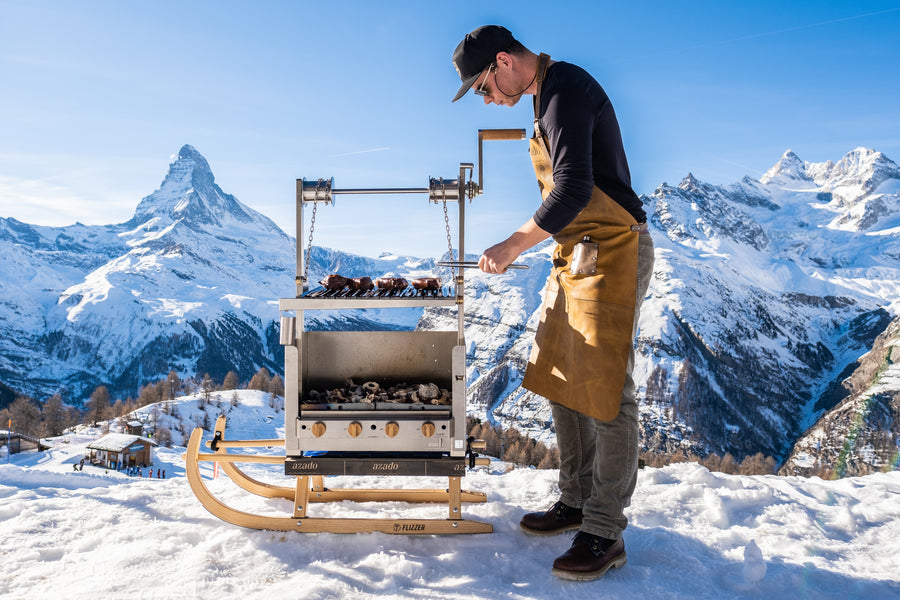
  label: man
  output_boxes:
[451,25,655,581]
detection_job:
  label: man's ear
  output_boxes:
[495,51,514,71]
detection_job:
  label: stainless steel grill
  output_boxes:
[279,129,526,468]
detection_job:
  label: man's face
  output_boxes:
[470,62,523,107]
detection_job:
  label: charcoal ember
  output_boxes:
[320,274,350,290]
[375,277,408,290]
[411,277,441,291]
[417,383,440,401]
[308,389,323,401]
[362,381,380,394]
[348,276,374,291]
[327,388,347,402]
[432,388,451,405]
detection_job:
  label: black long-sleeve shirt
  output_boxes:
[532,61,646,234]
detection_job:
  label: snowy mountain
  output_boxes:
[0,145,294,399]
[0,146,430,401]
[2,391,899,599]
[2,146,899,475]
[441,147,900,470]
[781,314,900,477]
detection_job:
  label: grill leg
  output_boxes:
[448,476,462,520]
[293,476,310,518]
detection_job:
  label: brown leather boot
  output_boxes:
[551,532,627,581]
[519,500,583,535]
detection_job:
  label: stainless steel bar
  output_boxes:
[331,188,430,195]
[437,261,529,270]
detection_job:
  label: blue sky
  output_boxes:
[2,0,899,257]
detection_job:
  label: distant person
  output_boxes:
[451,25,654,581]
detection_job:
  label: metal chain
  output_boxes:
[302,181,321,283]
[441,180,454,262]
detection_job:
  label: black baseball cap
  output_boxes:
[451,25,516,102]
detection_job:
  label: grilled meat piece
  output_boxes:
[411,277,441,291]
[349,276,374,291]
[375,277,408,290]
[320,274,350,290]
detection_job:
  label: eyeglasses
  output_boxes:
[473,63,494,97]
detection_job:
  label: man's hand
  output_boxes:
[478,218,551,274]
[479,239,521,273]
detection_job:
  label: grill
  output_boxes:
[278,129,526,475]
[184,129,528,536]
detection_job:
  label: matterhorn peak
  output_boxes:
[159,144,216,197]
[130,145,257,228]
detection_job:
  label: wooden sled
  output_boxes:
[183,415,493,534]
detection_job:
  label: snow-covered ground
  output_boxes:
[1,391,898,599]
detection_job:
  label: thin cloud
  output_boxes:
[330,147,391,158]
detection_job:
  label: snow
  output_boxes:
[2,391,899,599]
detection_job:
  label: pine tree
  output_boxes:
[268,374,284,397]
[167,370,181,399]
[86,386,111,426]
[42,394,67,437]
[9,396,42,437]
[201,374,213,404]
[248,368,271,392]
[222,371,241,391]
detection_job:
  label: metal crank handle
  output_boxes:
[436,261,529,270]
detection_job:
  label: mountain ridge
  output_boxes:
[2,144,898,475]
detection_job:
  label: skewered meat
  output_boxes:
[411,277,441,291]
[320,274,350,290]
[349,276,374,291]
[375,277,408,290]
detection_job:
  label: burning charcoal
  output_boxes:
[417,383,440,401]
[362,381,380,394]
[308,389,322,401]
[320,274,350,290]
[392,389,409,402]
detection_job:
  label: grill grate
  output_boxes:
[302,286,454,299]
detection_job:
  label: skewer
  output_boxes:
[436,261,529,270]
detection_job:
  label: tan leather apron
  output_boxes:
[521,53,641,422]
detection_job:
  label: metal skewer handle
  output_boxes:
[436,261,529,270]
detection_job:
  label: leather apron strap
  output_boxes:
[532,53,551,142]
